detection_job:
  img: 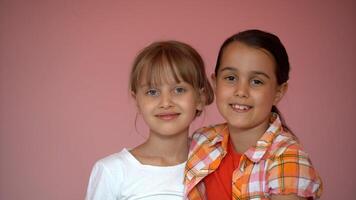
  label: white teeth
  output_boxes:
[231,104,249,110]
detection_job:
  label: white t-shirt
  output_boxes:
[85,148,186,200]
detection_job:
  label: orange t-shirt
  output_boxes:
[204,138,241,199]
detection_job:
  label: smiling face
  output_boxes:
[213,41,287,135]
[134,73,203,138]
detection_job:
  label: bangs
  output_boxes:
[141,56,182,87]
[135,48,199,89]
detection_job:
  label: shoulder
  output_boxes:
[89,149,135,184]
[191,123,227,145]
[267,136,312,170]
[187,123,229,166]
[268,130,304,158]
[94,149,130,171]
[86,149,130,200]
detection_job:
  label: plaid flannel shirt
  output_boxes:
[184,114,322,200]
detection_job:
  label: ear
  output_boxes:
[211,73,217,91]
[131,91,142,113]
[131,91,137,100]
[196,88,206,112]
[273,82,288,105]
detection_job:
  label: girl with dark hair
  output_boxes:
[184,30,322,200]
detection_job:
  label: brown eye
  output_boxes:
[224,75,237,82]
[251,79,263,86]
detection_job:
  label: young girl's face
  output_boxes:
[213,41,287,134]
[133,72,203,138]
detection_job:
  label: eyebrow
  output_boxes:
[219,66,237,73]
[252,71,271,79]
[219,66,271,79]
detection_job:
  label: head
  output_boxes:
[130,40,214,136]
[130,40,214,109]
[213,29,290,133]
[215,29,290,88]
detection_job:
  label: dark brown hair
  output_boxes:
[215,29,291,130]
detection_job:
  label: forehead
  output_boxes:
[220,42,276,75]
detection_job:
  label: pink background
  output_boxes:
[1,1,355,199]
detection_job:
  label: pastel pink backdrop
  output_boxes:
[1,1,355,199]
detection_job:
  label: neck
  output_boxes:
[147,131,189,158]
[228,121,269,154]
[132,129,189,166]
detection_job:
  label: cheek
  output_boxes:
[254,90,277,106]
[176,95,195,107]
[137,99,154,113]
[215,85,232,100]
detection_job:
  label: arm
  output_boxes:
[267,146,322,199]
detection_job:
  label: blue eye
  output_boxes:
[146,88,159,96]
[174,87,186,94]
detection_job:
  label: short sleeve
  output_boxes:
[85,161,122,200]
[266,147,322,199]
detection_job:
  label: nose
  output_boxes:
[234,82,249,98]
[159,91,173,109]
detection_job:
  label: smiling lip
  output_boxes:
[155,113,180,120]
[230,104,252,112]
